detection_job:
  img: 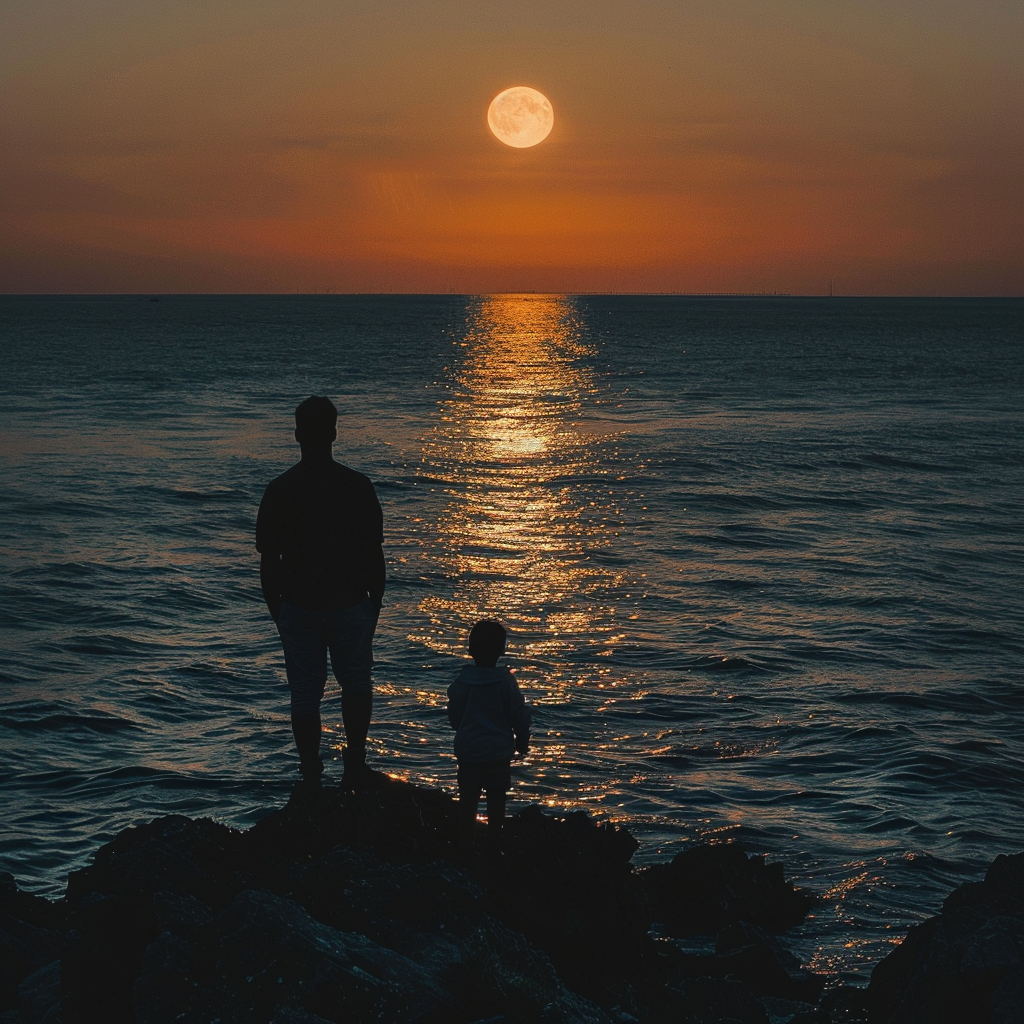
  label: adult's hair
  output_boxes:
[295,396,338,446]
[468,620,507,665]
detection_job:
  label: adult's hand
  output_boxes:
[260,552,284,625]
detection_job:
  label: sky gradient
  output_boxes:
[2,0,1021,294]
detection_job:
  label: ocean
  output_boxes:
[1,293,1022,983]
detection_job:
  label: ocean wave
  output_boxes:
[2,294,1022,982]
[0,713,142,735]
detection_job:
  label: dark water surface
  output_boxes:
[1,294,1022,982]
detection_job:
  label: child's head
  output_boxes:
[468,619,506,668]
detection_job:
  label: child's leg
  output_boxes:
[457,764,482,838]
[459,783,482,832]
[485,787,506,836]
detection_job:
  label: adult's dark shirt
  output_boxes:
[256,459,384,611]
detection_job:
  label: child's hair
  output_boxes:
[468,619,507,667]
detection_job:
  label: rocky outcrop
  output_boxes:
[2,776,866,1024]
[868,852,1024,1024]
[0,873,63,1012]
[639,842,814,937]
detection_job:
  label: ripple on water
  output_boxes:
[1,295,1023,981]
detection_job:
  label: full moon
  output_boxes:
[487,87,554,148]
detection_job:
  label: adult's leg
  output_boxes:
[341,692,372,758]
[291,711,323,782]
[278,604,328,784]
[340,691,373,788]
[328,599,376,784]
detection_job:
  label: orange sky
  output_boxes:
[1,0,1021,294]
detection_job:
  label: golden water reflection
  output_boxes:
[414,294,626,701]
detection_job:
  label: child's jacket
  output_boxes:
[447,665,531,763]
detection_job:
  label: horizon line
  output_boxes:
[2,291,1022,300]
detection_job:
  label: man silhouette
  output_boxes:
[256,396,385,792]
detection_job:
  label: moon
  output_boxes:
[487,87,554,148]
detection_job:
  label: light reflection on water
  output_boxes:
[414,294,626,693]
[403,293,644,821]
[2,295,1022,985]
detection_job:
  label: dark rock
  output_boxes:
[605,1010,641,1024]
[251,787,647,1001]
[61,891,158,1024]
[540,994,614,1024]
[490,805,647,993]
[946,853,1024,920]
[16,962,60,1024]
[868,852,1024,1024]
[286,844,485,957]
[991,967,1024,1024]
[818,984,869,1023]
[454,916,611,1023]
[7,778,841,1024]
[640,843,813,937]
[962,916,1024,987]
[659,976,769,1024]
[149,889,215,941]
[716,921,825,1002]
[269,1009,337,1024]
[65,815,244,910]
[789,1011,830,1024]
[0,877,61,932]
[762,996,823,1024]
[209,888,451,1023]
[0,917,61,1012]
[133,930,210,1024]
[640,922,823,1010]
[247,778,459,864]
[0,875,62,1010]
[130,894,219,1023]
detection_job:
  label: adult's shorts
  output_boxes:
[277,599,376,717]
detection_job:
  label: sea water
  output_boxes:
[1,294,1022,982]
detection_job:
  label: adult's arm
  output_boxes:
[369,543,386,613]
[367,480,386,613]
[260,552,284,624]
[255,483,283,624]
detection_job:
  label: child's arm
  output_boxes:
[508,677,531,755]
[447,681,467,731]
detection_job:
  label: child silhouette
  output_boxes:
[447,620,531,851]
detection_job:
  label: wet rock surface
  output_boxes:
[1,775,999,1023]
[868,852,1024,1024]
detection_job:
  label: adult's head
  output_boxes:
[294,396,338,453]
[468,619,507,668]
